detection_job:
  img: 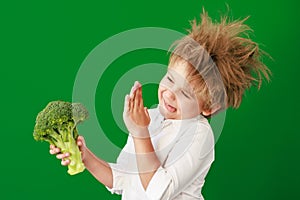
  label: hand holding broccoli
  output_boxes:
[50,136,87,167]
[33,101,89,175]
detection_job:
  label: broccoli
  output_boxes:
[33,100,89,175]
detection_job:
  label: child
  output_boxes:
[50,10,270,200]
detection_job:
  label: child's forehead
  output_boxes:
[168,63,187,79]
[168,61,190,77]
[167,60,200,82]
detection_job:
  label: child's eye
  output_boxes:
[167,76,174,83]
[182,91,190,99]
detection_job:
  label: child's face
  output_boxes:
[158,62,202,120]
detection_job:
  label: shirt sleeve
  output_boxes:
[106,108,161,195]
[105,136,135,195]
[145,125,215,200]
[106,163,126,195]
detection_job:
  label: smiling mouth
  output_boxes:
[163,99,177,113]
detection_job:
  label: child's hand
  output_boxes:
[49,136,87,166]
[123,81,150,138]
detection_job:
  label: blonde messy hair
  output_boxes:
[169,10,271,112]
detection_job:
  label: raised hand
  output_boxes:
[123,81,150,138]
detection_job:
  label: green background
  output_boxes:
[1,0,299,199]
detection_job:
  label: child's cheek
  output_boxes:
[157,86,164,103]
[181,99,200,118]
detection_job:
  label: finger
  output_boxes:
[130,84,136,98]
[130,81,141,98]
[55,147,61,153]
[77,136,86,146]
[61,159,70,166]
[50,148,59,155]
[56,152,70,159]
[49,149,55,154]
[138,87,144,108]
[123,94,130,113]
[129,96,133,113]
[134,87,140,111]
[56,153,64,159]
[50,147,61,154]
[130,81,141,112]
[144,107,150,118]
[50,144,54,149]
[77,135,84,142]
[135,81,141,88]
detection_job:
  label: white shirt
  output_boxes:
[107,108,215,200]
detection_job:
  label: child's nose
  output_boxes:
[165,89,176,100]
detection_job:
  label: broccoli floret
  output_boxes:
[33,101,89,175]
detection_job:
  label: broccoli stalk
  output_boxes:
[33,101,89,175]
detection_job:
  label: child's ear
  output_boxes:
[202,104,221,117]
